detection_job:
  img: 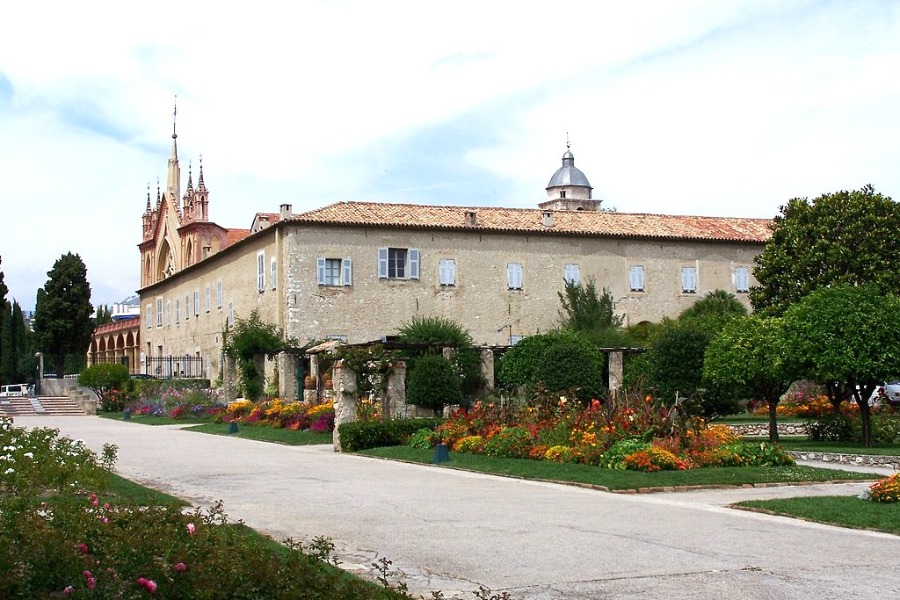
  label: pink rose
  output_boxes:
[186,522,196,536]
[78,543,89,554]
[145,579,157,593]
[174,562,187,572]
[63,585,74,596]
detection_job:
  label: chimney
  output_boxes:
[280,204,293,219]
[465,210,477,227]
[542,210,553,227]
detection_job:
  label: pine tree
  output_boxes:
[32,253,94,378]
[0,257,9,385]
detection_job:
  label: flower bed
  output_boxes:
[223,399,335,433]
[417,389,794,472]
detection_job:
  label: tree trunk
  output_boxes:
[767,399,780,444]
[859,399,873,448]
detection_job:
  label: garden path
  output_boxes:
[16,416,899,600]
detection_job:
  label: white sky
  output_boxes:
[1,0,898,311]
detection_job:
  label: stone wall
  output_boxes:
[726,422,808,437]
[788,451,900,470]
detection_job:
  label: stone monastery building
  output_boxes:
[136,125,771,386]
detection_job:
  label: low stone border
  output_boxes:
[727,422,808,437]
[789,451,900,470]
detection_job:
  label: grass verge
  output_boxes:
[105,472,189,506]
[186,422,333,446]
[734,496,900,535]
[357,446,875,491]
[778,439,900,456]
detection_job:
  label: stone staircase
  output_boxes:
[0,396,86,417]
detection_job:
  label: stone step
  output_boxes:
[0,396,85,416]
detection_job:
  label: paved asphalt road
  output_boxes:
[14,416,899,599]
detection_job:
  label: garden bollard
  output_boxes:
[228,422,239,434]
[433,443,451,464]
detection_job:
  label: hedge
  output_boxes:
[338,418,443,452]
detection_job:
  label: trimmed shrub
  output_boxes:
[806,414,855,442]
[499,331,603,398]
[406,354,462,415]
[535,341,604,402]
[338,418,443,452]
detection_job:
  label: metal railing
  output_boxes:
[143,356,205,379]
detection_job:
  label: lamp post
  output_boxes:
[34,352,44,396]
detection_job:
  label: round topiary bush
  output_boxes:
[535,341,604,402]
[406,354,462,415]
[498,331,604,401]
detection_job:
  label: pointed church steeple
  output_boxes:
[166,97,181,208]
[197,154,206,191]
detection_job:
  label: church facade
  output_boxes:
[136,135,771,386]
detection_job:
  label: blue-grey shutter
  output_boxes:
[408,248,420,279]
[342,258,352,286]
[378,247,388,278]
[564,264,580,285]
[316,258,326,285]
[630,266,644,291]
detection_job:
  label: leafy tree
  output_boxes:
[558,278,624,337]
[782,285,900,447]
[223,310,288,400]
[397,315,482,397]
[78,363,130,412]
[678,289,748,335]
[751,186,900,316]
[644,323,740,418]
[32,253,94,378]
[95,305,113,325]
[703,316,791,442]
[406,354,462,415]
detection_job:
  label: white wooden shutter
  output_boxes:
[734,267,749,292]
[342,258,353,286]
[408,248,420,279]
[316,258,327,285]
[507,263,523,289]
[257,252,265,291]
[564,264,580,285]
[378,247,388,278]
[630,265,644,291]
[682,267,697,292]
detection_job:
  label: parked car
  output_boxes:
[870,381,900,406]
[0,383,32,398]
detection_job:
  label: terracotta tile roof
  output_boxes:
[255,212,281,224]
[226,228,251,246]
[289,202,772,243]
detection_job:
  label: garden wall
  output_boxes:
[726,423,808,437]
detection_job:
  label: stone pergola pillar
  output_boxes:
[480,348,494,393]
[608,350,624,401]
[277,351,299,401]
[384,361,406,419]
[332,360,357,452]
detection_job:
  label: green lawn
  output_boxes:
[735,496,900,535]
[186,422,333,446]
[778,439,900,456]
[98,412,215,426]
[105,472,189,506]
[357,446,875,491]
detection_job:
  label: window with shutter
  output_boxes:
[256,251,265,292]
[507,263,524,290]
[270,258,277,289]
[629,265,645,292]
[734,266,750,293]
[682,267,697,293]
[564,264,580,285]
[439,259,456,286]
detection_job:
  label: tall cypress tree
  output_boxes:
[0,257,9,385]
[32,253,94,378]
[1,301,30,383]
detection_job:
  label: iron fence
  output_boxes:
[143,356,205,379]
